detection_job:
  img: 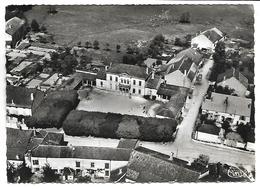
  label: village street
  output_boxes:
[140,58,255,167]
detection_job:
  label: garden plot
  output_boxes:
[77,88,159,117]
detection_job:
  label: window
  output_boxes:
[139,81,142,86]
[124,79,126,84]
[133,80,136,85]
[240,116,245,121]
[105,170,110,176]
[76,161,80,167]
[121,79,123,83]
[100,81,103,87]
[105,163,109,169]
[138,89,141,94]
[32,160,39,165]
[115,77,118,82]
[35,168,40,172]
[54,169,58,173]
[91,162,95,168]
[133,88,136,94]
[110,76,113,81]
[127,80,129,84]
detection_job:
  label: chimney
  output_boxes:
[31,93,34,101]
[184,70,187,76]
[11,99,15,105]
[151,72,154,79]
[146,67,149,74]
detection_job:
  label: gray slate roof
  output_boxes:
[126,147,200,182]
[32,145,132,161]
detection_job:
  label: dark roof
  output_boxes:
[174,48,203,66]
[107,64,150,79]
[6,128,33,160]
[145,74,161,89]
[6,86,44,109]
[197,124,220,135]
[117,139,139,149]
[96,69,107,80]
[6,17,25,36]
[157,83,184,97]
[187,70,196,81]
[166,57,195,78]
[16,42,31,50]
[156,108,175,118]
[202,28,223,43]
[32,145,132,161]
[217,67,249,87]
[126,147,200,182]
[246,129,255,143]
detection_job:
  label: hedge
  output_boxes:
[25,90,79,129]
[63,110,177,142]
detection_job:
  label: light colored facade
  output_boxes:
[30,157,128,178]
[195,131,221,143]
[104,73,146,95]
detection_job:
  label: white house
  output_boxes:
[28,145,132,179]
[195,124,222,144]
[216,67,249,97]
[191,27,224,52]
[6,17,26,48]
[96,64,151,96]
[201,92,252,125]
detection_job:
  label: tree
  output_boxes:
[40,25,47,33]
[116,44,121,52]
[79,55,92,68]
[31,19,40,32]
[105,43,110,51]
[77,41,82,47]
[17,161,33,183]
[85,41,91,48]
[93,40,99,50]
[76,175,91,183]
[42,164,60,183]
[7,163,17,183]
[179,12,191,24]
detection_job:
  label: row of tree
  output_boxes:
[63,110,177,142]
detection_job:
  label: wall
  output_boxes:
[195,131,221,143]
[7,106,31,117]
[144,88,157,97]
[218,77,247,97]
[30,157,128,178]
[202,109,250,125]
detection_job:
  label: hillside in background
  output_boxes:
[23,5,254,46]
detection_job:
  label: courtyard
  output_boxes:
[77,88,160,117]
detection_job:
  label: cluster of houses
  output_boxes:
[7,127,210,182]
[5,14,254,183]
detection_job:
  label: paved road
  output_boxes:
[141,59,255,167]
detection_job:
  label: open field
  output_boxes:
[76,88,160,117]
[24,5,254,47]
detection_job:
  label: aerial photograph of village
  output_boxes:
[5,4,255,183]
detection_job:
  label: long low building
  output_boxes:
[28,145,133,179]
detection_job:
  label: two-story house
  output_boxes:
[28,145,132,180]
[96,64,151,96]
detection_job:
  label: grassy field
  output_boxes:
[24,5,254,47]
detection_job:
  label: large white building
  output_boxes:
[96,64,152,96]
[201,92,252,125]
[28,145,132,179]
[191,27,224,52]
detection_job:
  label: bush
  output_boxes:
[26,90,79,129]
[63,110,177,142]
